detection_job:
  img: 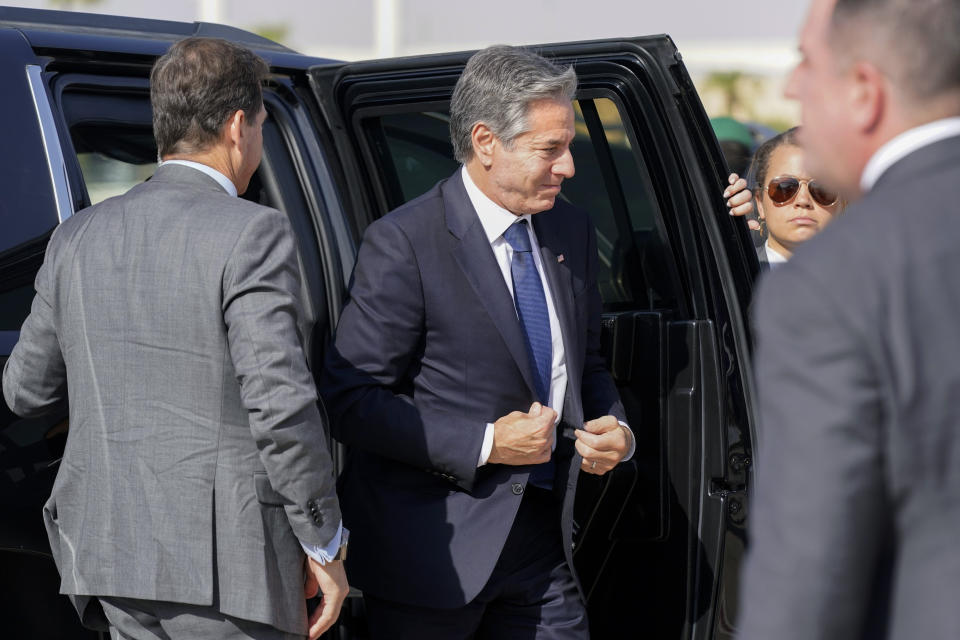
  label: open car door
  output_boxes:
[308,36,759,640]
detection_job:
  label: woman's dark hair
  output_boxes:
[749,126,800,195]
[150,37,269,157]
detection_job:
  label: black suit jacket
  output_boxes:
[320,170,625,608]
[739,133,960,639]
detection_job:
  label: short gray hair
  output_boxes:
[830,0,960,103]
[449,45,577,163]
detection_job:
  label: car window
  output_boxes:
[361,96,684,313]
[376,111,459,203]
[77,148,155,206]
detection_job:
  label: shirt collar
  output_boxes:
[159,159,238,197]
[764,240,789,265]
[460,165,530,244]
[860,116,960,193]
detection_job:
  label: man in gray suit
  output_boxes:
[738,0,960,638]
[2,38,347,639]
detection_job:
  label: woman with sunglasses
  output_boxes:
[750,127,843,266]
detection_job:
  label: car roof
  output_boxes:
[0,6,337,67]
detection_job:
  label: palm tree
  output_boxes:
[703,71,745,115]
[250,24,291,47]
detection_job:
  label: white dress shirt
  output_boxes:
[160,159,238,196]
[860,116,960,193]
[461,167,634,466]
[159,159,345,565]
[764,241,789,267]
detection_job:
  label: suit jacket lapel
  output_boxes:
[443,174,540,397]
[533,212,583,422]
[533,213,586,502]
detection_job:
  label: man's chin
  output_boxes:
[527,195,558,215]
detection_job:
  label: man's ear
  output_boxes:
[225,109,246,148]
[471,122,497,167]
[848,61,885,135]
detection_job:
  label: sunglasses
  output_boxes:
[766,176,839,207]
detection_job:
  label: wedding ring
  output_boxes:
[590,460,597,470]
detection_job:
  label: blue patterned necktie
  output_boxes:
[503,219,554,488]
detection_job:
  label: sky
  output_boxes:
[1,0,810,71]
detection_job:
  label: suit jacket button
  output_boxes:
[511,483,524,495]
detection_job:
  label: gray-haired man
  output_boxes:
[3,37,346,639]
[739,0,960,638]
[320,45,633,638]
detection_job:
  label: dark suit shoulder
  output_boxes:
[376,179,447,228]
[358,180,454,259]
[551,195,591,220]
[543,197,593,233]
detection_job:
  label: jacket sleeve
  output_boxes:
[320,216,484,491]
[222,208,341,549]
[3,230,67,418]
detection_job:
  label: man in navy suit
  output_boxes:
[321,46,634,639]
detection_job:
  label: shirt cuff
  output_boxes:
[619,421,636,462]
[478,422,495,466]
[300,521,346,565]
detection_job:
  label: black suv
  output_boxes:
[0,7,759,639]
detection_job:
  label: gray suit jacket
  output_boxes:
[738,134,960,639]
[2,164,340,635]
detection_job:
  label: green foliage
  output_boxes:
[702,71,760,116]
[47,0,102,8]
[249,23,290,46]
[756,116,795,134]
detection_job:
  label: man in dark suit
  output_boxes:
[320,46,634,638]
[3,38,347,639]
[738,0,960,638]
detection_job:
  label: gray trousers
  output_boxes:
[99,597,303,640]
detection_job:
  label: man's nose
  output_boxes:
[554,148,575,179]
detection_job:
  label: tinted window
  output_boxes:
[378,111,458,203]
[76,147,156,206]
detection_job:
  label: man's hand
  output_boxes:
[304,557,349,639]
[724,172,759,229]
[575,415,631,476]
[488,402,558,465]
